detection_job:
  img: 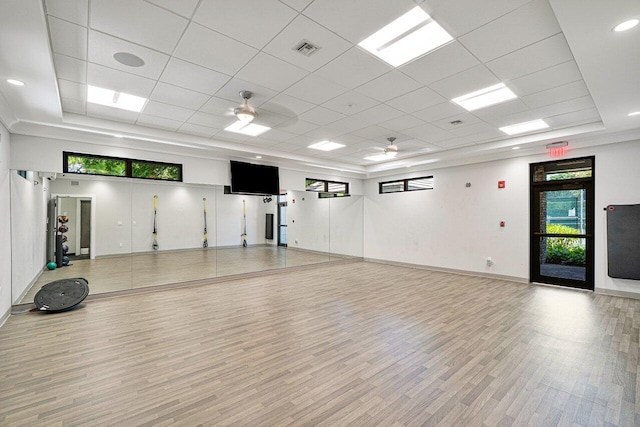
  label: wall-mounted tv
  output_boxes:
[230,161,279,195]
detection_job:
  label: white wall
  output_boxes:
[10,171,50,303]
[0,125,11,321]
[330,195,364,257]
[286,190,330,252]
[364,139,640,296]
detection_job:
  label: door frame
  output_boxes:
[529,157,595,290]
[52,194,97,260]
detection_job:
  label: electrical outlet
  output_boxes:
[486,257,493,267]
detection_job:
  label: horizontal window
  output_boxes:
[379,176,434,194]
[306,178,349,196]
[64,152,182,182]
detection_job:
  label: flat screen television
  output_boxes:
[230,161,279,195]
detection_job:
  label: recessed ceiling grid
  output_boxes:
[44,0,602,167]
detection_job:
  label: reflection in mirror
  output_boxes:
[285,190,331,267]
[215,186,283,276]
[11,172,364,306]
[330,195,364,261]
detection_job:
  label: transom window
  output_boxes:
[379,176,434,194]
[64,152,182,182]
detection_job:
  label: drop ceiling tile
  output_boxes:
[194,0,297,49]
[430,113,482,131]
[90,0,187,53]
[321,91,379,115]
[236,53,308,92]
[187,111,235,129]
[400,42,479,86]
[486,34,573,81]
[298,106,345,125]
[534,95,597,119]
[458,0,561,62]
[252,110,291,128]
[402,123,454,143]
[263,15,351,72]
[280,0,313,12]
[61,98,86,115]
[145,0,199,18]
[322,117,370,134]
[428,65,501,99]
[470,99,531,124]
[352,125,393,140]
[352,104,404,124]
[315,47,392,89]
[136,114,183,131]
[86,103,138,123]
[545,108,600,128]
[158,59,229,96]
[178,123,218,138]
[48,16,87,60]
[286,135,317,147]
[283,73,348,105]
[302,0,417,43]
[58,79,86,101]
[214,78,277,107]
[385,86,447,113]
[150,82,210,110]
[45,0,88,26]
[87,63,156,98]
[278,119,319,134]
[304,126,345,141]
[433,136,475,149]
[355,71,422,102]
[272,142,306,153]
[509,61,582,96]
[412,101,465,122]
[88,30,170,80]
[427,0,531,36]
[199,96,234,116]
[332,134,366,145]
[143,100,195,122]
[258,129,297,142]
[54,54,86,83]
[450,122,501,138]
[261,94,315,117]
[521,80,590,109]
[174,23,258,76]
[379,115,425,132]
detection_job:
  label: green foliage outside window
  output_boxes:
[545,224,586,266]
[132,162,181,181]
[67,155,126,176]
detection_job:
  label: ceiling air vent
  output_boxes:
[450,120,463,125]
[293,40,320,56]
[71,181,80,186]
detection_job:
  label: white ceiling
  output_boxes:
[0,0,639,176]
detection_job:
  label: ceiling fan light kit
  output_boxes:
[234,90,256,123]
[385,137,399,158]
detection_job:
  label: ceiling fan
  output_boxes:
[234,90,256,123]
[384,137,399,157]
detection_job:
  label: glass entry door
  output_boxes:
[530,158,594,290]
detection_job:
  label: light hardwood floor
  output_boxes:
[1,261,638,426]
[19,247,337,304]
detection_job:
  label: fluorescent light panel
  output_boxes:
[224,121,271,136]
[87,85,147,112]
[499,119,549,135]
[613,19,639,32]
[308,140,345,151]
[358,6,453,67]
[7,79,25,86]
[452,83,517,111]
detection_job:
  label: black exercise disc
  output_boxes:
[34,278,90,313]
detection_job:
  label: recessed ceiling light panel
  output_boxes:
[7,79,24,86]
[358,6,453,67]
[308,141,345,151]
[224,121,271,136]
[613,19,639,32]
[499,119,549,135]
[629,111,640,116]
[87,85,147,112]
[452,83,517,111]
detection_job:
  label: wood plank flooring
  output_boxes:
[2,261,639,426]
